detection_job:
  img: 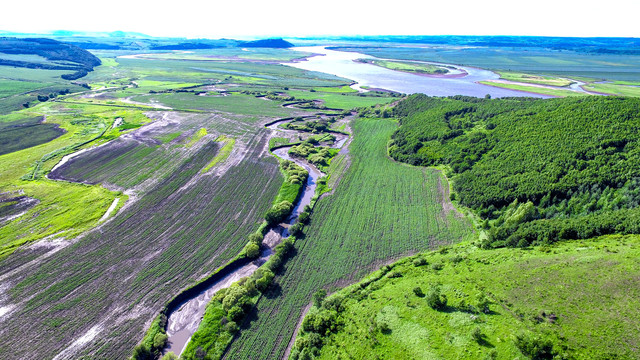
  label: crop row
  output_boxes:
[224,118,473,359]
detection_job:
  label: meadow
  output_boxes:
[294,234,640,359]
[335,46,640,82]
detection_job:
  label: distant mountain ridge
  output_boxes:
[0,37,101,79]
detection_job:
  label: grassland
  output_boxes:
[583,82,640,97]
[293,234,640,359]
[225,117,473,359]
[495,71,574,87]
[0,101,151,258]
[478,81,588,97]
[358,58,449,75]
[337,46,640,82]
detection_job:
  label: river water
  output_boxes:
[287,46,552,98]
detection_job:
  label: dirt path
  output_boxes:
[283,302,312,359]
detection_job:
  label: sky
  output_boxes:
[2,0,639,38]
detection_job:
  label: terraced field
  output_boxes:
[225,117,473,359]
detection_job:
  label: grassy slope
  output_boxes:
[365,59,449,75]
[496,71,574,87]
[225,117,473,359]
[304,234,640,360]
[478,81,588,97]
[583,83,640,97]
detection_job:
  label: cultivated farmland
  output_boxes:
[224,117,473,359]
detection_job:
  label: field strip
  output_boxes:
[98,197,120,223]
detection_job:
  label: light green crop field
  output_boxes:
[361,58,449,75]
[496,71,574,87]
[285,89,398,109]
[225,117,473,359]
[583,82,640,97]
[478,81,589,97]
[295,234,640,360]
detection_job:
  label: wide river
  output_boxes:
[287,46,551,98]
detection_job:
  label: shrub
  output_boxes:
[426,285,447,310]
[514,332,557,359]
[160,352,178,360]
[244,242,260,259]
[265,201,293,224]
[413,257,427,266]
[413,286,425,297]
[313,289,327,307]
[471,327,484,343]
[152,332,168,349]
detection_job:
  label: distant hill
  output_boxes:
[238,38,293,48]
[0,37,101,80]
[149,38,294,50]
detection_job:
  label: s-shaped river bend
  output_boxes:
[163,116,349,356]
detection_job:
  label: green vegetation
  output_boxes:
[389,95,640,248]
[0,116,64,156]
[358,58,449,75]
[583,82,640,97]
[496,71,574,87]
[293,235,640,359]
[201,136,235,173]
[479,81,587,97]
[340,44,640,82]
[225,117,472,359]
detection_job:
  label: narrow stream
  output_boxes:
[163,116,348,356]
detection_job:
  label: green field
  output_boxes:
[225,117,473,359]
[478,80,587,97]
[337,46,640,82]
[294,234,640,359]
[495,71,574,87]
[583,82,640,97]
[358,58,449,75]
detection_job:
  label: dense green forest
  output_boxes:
[0,37,101,79]
[389,95,640,247]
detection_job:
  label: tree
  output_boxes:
[244,242,260,259]
[265,201,293,225]
[312,289,327,307]
[426,285,447,310]
[160,352,178,360]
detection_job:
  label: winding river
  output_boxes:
[287,46,552,98]
[163,116,348,356]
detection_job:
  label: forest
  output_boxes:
[390,95,640,247]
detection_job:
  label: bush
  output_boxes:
[160,352,178,360]
[514,332,557,359]
[426,285,447,310]
[265,201,293,224]
[413,257,427,266]
[413,286,425,297]
[289,222,304,237]
[244,242,260,259]
[313,289,327,307]
[471,326,484,343]
[152,332,168,349]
